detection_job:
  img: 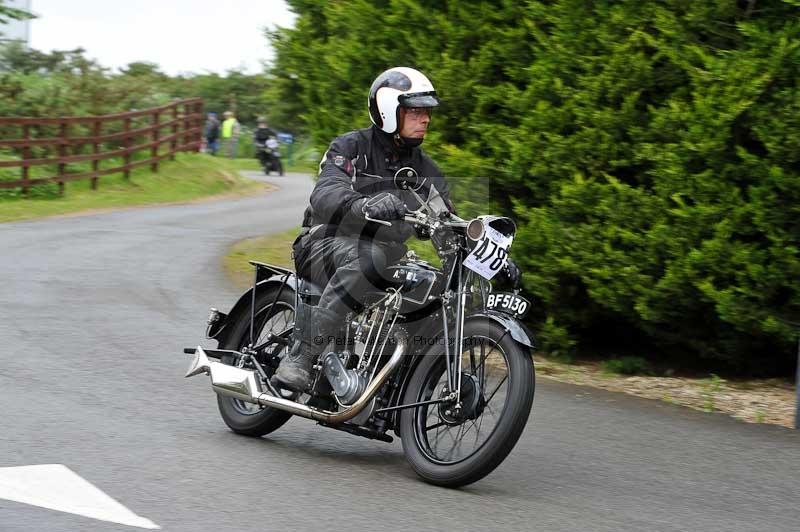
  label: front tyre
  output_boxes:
[399,319,534,487]
[217,287,295,436]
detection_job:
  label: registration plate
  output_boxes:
[485,292,530,319]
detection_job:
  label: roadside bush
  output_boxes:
[268,1,800,374]
[536,316,577,363]
[507,1,800,374]
[602,357,649,376]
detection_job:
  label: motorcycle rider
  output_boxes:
[274,67,521,392]
[274,67,451,392]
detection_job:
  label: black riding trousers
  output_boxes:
[294,236,406,317]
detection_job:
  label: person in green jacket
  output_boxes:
[220,110,240,158]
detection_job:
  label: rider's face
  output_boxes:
[398,107,432,139]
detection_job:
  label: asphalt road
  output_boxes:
[1,170,799,532]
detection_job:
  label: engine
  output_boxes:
[321,291,401,406]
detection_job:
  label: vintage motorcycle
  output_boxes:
[185,178,535,487]
[256,137,284,176]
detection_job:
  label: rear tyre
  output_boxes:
[217,287,295,436]
[399,319,534,487]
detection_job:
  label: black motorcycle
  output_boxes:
[185,178,535,487]
[256,137,283,176]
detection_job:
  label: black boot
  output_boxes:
[274,306,340,392]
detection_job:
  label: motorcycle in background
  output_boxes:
[256,137,284,176]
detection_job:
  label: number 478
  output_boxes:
[473,237,508,271]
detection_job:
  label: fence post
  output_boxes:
[92,120,101,190]
[123,116,132,180]
[151,110,160,172]
[183,102,191,152]
[170,103,178,160]
[195,101,203,152]
[57,122,67,195]
[21,124,30,197]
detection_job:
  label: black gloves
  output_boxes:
[496,258,522,290]
[351,193,406,221]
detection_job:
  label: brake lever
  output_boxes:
[365,214,392,227]
[364,209,429,228]
[404,210,427,224]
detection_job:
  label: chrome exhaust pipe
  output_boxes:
[185,332,408,424]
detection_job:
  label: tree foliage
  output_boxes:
[0,44,274,125]
[267,0,800,373]
[0,0,34,27]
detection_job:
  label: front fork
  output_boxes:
[442,256,472,409]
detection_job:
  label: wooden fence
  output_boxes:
[0,98,204,196]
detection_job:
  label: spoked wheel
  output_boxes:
[217,287,296,436]
[399,319,534,487]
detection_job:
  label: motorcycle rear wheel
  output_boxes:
[399,318,534,487]
[217,287,295,436]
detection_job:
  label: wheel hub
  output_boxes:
[437,373,484,423]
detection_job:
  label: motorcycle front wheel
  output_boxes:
[399,318,535,487]
[216,287,295,436]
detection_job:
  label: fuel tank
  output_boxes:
[384,260,444,314]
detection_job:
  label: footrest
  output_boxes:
[183,347,240,360]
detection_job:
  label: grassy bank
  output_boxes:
[224,226,301,288]
[0,153,269,223]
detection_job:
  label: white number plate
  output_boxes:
[464,225,512,280]
[486,292,530,319]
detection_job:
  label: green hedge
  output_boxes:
[270,0,800,374]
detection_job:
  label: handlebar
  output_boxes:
[364,210,426,228]
[364,209,463,230]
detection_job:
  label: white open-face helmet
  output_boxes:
[368,67,439,135]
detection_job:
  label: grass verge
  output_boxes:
[224,226,301,289]
[537,357,796,428]
[0,153,270,224]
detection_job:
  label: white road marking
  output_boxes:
[0,464,160,529]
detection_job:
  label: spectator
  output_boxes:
[204,112,220,155]
[221,110,240,158]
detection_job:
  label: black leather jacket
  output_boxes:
[253,127,276,145]
[303,125,452,244]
